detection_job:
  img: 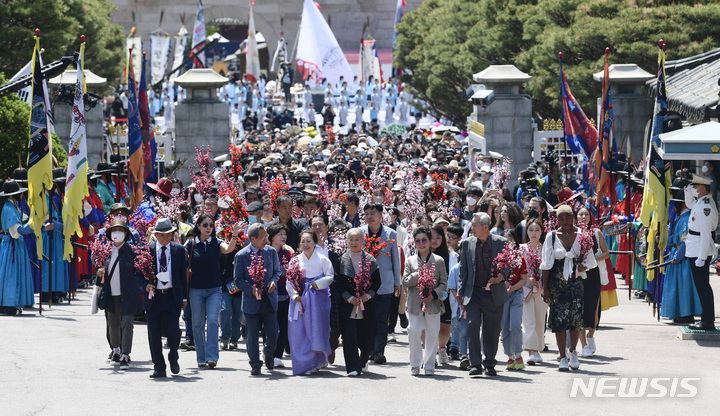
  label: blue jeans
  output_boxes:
[220,291,243,342]
[450,314,469,355]
[501,290,524,356]
[189,287,222,364]
[373,294,392,356]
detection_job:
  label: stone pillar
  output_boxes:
[48,69,107,169]
[593,64,654,163]
[173,69,230,184]
[468,65,533,189]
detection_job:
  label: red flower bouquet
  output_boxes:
[132,244,156,299]
[249,251,267,300]
[364,234,394,258]
[491,242,522,290]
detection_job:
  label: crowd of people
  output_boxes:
[1,87,718,378]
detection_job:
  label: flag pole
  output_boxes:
[47,188,54,308]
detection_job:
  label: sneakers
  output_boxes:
[221,339,229,350]
[180,340,195,351]
[459,356,471,371]
[527,354,536,366]
[411,366,420,376]
[119,355,130,370]
[449,348,460,361]
[569,350,580,370]
[207,360,217,369]
[506,356,516,370]
[363,362,369,372]
[198,362,208,368]
[587,337,596,354]
[274,358,285,368]
[229,341,238,350]
[582,345,594,358]
[558,357,569,371]
[424,369,435,376]
[387,333,397,343]
[515,356,525,370]
[347,371,359,377]
[374,354,387,364]
[438,348,449,365]
[111,353,121,365]
[531,353,543,365]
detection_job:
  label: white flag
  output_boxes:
[127,35,143,83]
[150,32,171,85]
[170,25,189,81]
[246,3,261,83]
[296,0,353,87]
[190,0,206,68]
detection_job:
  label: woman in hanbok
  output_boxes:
[661,189,702,323]
[287,230,334,375]
[541,205,596,372]
[0,180,36,314]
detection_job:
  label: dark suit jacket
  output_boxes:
[334,251,381,324]
[234,244,282,314]
[102,243,142,315]
[458,234,509,306]
[141,241,188,312]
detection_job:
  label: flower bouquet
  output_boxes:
[249,251,267,300]
[353,255,373,312]
[576,229,594,278]
[285,257,305,319]
[364,234,393,258]
[89,233,113,268]
[416,262,436,312]
[133,244,156,299]
[490,242,522,290]
[522,245,542,293]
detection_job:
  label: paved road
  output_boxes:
[1,274,718,415]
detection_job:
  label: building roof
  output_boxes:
[592,64,653,83]
[646,47,720,121]
[473,65,531,84]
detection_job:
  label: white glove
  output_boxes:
[695,258,705,267]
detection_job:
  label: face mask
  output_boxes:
[116,215,127,223]
[171,188,181,195]
[111,231,125,243]
[702,165,709,174]
[194,193,204,203]
[397,204,405,212]
[373,196,384,203]
[528,209,539,219]
[248,215,258,224]
[688,186,699,198]
[466,196,477,206]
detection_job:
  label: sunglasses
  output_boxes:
[415,238,429,244]
[200,223,213,228]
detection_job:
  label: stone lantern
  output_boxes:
[593,64,654,161]
[173,69,230,184]
[49,69,107,169]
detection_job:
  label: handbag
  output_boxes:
[596,252,609,286]
[91,281,101,314]
[98,256,121,311]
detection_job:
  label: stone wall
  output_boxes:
[52,101,106,169]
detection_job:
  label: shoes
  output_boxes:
[460,356,471,371]
[107,351,113,360]
[111,353,121,365]
[387,333,397,343]
[198,362,207,368]
[328,350,335,365]
[506,356,516,370]
[221,339,229,350]
[265,355,274,370]
[180,341,195,351]
[515,356,525,370]
[438,348,449,365]
[374,354,387,365]
[274,358,285,368]
[468,366,483,376]
[251,367,261,376]
[557,347,570,361]
[363,362,369,372]
[348,370,359,377]
[119,355,130,370]
[534,353,543,364]
[542,345,549,352]
[587,336,596,354]
[449,348,460,361]
[559,357,569,371]
[170,362,180,375]
[149,370,166,378]
[527,354,536,366]
[424,369,435,376]
[569,350,579,370]
[582,345,594,358]
[229,341,238,350]
[484,367,497,376]
[411,367,420,376]
[689,322,716,331]
[207,360,217,369]
[399,313,409,329]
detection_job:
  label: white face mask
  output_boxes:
[171,188,181,195]
[466,196,477,206]
[194,193,204,203]
[688,186,699,198]
[702,165,709,174]
[247,215,258,224]
[111,231,125,243]
[116,215,127,223]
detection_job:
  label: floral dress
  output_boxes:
[540,231,597,333]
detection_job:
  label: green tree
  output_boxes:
[394,0,720,121]
[0,0,124,82]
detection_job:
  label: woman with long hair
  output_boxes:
[520,218,547,365]
[430,224,453,365]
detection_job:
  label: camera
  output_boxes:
[544,144,559,168]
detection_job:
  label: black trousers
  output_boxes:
[147,292,182,371]
[341,308,377,373]
[689,256,716,324]
[466,289,503,369]
[273,298,290,359]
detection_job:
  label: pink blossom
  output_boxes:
[416,262,436,312]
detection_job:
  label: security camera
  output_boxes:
[469,89,495,107]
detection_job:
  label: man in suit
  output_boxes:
[143,218,188,379]
[234,223,282,375]
[458,212,508,376]
[360,202,401,365]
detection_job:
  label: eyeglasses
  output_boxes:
[200,223,213,228]
[415,238,429,244]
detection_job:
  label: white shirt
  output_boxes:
[286,249,334,299]
[156,244,173,289]
[109,246,122,296]
[685,192,719,259]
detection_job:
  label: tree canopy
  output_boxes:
[394,0,720,123]
[0,0,125,82]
